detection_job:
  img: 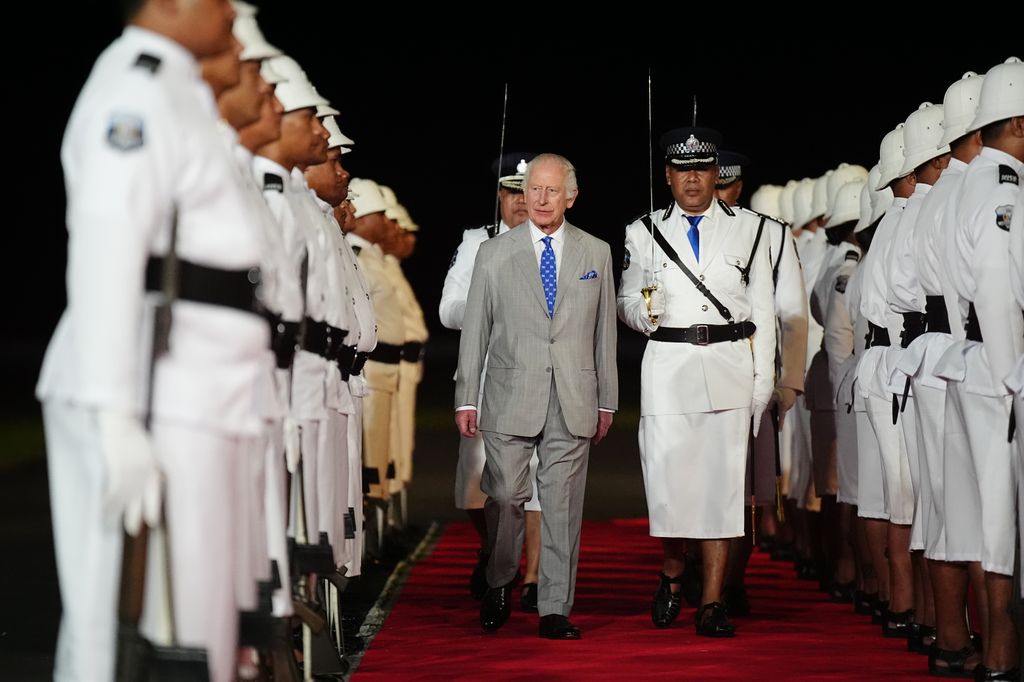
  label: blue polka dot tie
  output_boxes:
[540,235,557,318]
[685,215,702,262]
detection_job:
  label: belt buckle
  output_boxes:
[695,324,710,345]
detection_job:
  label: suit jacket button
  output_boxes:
[701,304,708,312]
[545,367,552,373]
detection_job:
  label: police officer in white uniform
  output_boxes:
[36,2,273,678]
[935,57,1023,680]
[440,153,545,608]
[618,127,775,637]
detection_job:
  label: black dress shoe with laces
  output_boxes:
[538,614,581,640]
[469,550,490,600]
[520,583,538,613]
[972,665,1020,681]
[480,575,517,632]
[651,573,683,628]
[695,601,735,638]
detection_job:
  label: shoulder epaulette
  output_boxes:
[717,199,736,217]
[263,173,284,193]
[133,53,161,74]
[999,164,1019,186]
[739,206,786,228]
[845,249,860,262]
[351,245,362,255]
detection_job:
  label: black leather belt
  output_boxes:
[368,342,403,364]
[925,295,950,334]
[264,313,300,369]
[302,319,347,361]
[145,256,262,315]
[401,341,425,362]
[867,323,891,348]
[650,321,756,345]
[965,303,983,342]
[900,312,927,349]
[336,345,369,379]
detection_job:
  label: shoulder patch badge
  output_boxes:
[107,113,144,151]
[263,173,284,193]
[996,205,1013,231]
[622,247,631,271]
[835,275,849,293]
[999,164,1019,186]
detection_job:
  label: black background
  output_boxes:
[7,5,1011,413]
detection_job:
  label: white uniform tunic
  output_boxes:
[36,28,270,682]
[1003,189,1024,589]
[441,223,542,512]
[618,200,775,538]
[934,148,1023,575]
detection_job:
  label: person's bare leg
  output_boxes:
[912,552,935,627]
[983,572,1019,672]
[524,511,541,584]
[853,513,877,594]
[662,538,686,594]
[888,523,914,613]
[865,518,890,601]
[701,539,730,605]
[968,561,989,645]
[929,560,979,672]
[834,502,857,585]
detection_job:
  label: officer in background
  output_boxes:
[440,153,545,609]
[618,127,776,637]
[717,157,807,617]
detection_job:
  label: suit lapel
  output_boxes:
[511,225,550,316]
[554,222,583,316]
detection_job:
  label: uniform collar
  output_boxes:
[947,157,969,173]
[528,219,566,243]
[981,146,1024,175]
[676,198,716,221]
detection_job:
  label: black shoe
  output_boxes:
[651,573,683,628]
[882,608,914,638]
[722,585,751,617]
[538,614,581,640]
[469,550,490,600]
[973,665,1020,681]
[480,575,517,632]
[854,590,876,615]
[795,557,819,581]
[770,543,795,562]
[828,580,856,603]
[520,583,538,613]
[871,598,890,625]
[928,643,979,678]
[695,602,735,637]
[907,623,935,654]
[680,553,703,607]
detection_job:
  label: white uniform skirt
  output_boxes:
[640,408,751,538]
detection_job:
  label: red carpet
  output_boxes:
[354,520,932,680]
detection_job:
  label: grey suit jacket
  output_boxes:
[455,221,618,438]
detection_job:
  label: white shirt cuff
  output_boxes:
[456,405,476,412]
[598,408,615,413]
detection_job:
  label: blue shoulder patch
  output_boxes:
[107,113,144,151]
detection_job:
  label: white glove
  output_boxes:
[283,417,301,474]
[97,411,162,536]
[751,399,768,438]
[647,287,666,318]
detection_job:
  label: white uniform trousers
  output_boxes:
[236,435,269,612]
[362,361,398,500]
[865,393,914,525]
[139,421,246,682]
[344,389,365,577]
[855,397,888,520]
[640,408,751,538]
[264,422,293,616]
[318,410,349,567]
[943,383,1017,575]
[898,398,925,550]
[388,359,422,494]
[911,381,948,560]
[787,398,820,511]
[43,401,122,682]
[834,364,860,505]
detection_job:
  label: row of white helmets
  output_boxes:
[232,2,419,232]
[750,56,1023,235]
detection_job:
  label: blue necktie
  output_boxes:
[685,215,702,261]
[540,236,557,318]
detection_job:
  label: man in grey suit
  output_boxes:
[455,153,618,639]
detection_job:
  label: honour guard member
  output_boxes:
[440,153,545,610]
[618,127,775,637]
[935,57,1023,680]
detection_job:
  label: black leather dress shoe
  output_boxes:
[469,550,490,600]
[882,608,914,638]
[538,614,581,640]
[695,601,735,638]
[906,623,935,654]
[651,573,683,628]
[854,590,876,615]
[520,583,538,613]
[480,577,516,632]
[973,665,1021,681]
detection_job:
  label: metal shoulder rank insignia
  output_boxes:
[996,204,1013,231]
[845,249,860,262]
[999,164,1019,186]
[835,275,849,293]
[263,173,284,193]
[107,113,144,151]
[622,247,631,271]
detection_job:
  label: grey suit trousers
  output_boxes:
[481,379,590,617]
